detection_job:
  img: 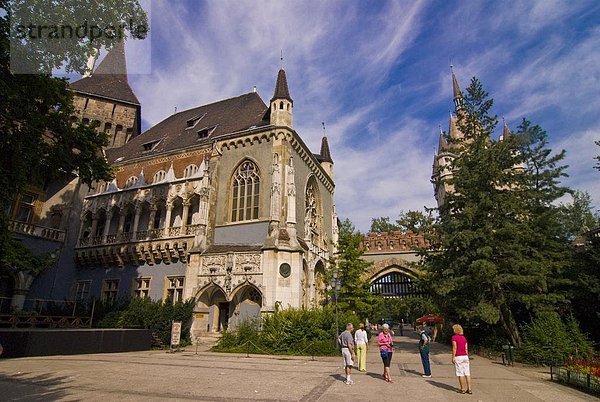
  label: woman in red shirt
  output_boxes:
[451,324,472,394]
[377,323,394,383]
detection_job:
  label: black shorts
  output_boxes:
[380,350,393,367]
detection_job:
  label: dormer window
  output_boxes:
[183,164,198,178]
[153,170,167,183]
[197,126,216,140]
[124,176,138,188]
[142,140,160,152]
[186,113,206,129]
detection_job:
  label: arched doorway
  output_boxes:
[230,284,262,330]
[369,269,424,298]
[197,285,228,332]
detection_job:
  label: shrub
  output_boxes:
[214,308,359,356]
[518,311,593,365]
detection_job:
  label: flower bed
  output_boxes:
[553,356,600,396]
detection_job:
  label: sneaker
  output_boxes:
[422,374,432,378]
[345,380,355,385]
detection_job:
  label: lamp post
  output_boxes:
[330,268,342,350]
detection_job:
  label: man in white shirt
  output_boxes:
[354,323,369,372]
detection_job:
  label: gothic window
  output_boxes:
[133,277,151,298]
[279,101,284,110]
[153,170,166,183]
[14,193,37,223]
[102,279,120,304]
[230,160,260,222]
[166,276,185,303]
[183,164,198,178]
[124,176,138,188]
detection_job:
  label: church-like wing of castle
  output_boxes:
[6,44,338,334]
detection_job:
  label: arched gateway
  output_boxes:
[361,231,428,298]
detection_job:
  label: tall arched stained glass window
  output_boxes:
[231,160,260,222]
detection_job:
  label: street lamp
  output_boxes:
[330,269,342,349]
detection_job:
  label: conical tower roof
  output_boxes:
[452,67,461,100]
[319,135,333,163]
[70,41,140,105]
[502,119,512,138]
[270,68,293,104]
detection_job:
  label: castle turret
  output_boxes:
[319,129,334,179]
[270,68,293,127]
[70,41,141,149]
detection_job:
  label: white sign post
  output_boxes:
[170,320,182,352]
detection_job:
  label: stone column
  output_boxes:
[103,210,114,242]
[164,202,173,230]
[181,200,191,229]
[117,210,127,233]
[149,207,157,229]
[132,205,142,234]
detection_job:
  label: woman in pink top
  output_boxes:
[377,323,394,383]
[451,324,472,394]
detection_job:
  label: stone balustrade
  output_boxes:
[8,220,66,243]
[76,224,203,248]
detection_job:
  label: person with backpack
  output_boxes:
[419,324,432,377]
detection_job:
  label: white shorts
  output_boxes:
[454,355,470,376]
[342,348,354,367]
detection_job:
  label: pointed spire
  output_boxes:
[438,124,448,150]
[449,114,461,140]
[70,40,140,105]
[319,122,333,163]
[451,65,464,112]
[271,68,293,104]
[502,117,511,139]
[94,40,128,76]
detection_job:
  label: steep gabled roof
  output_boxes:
[318,136,333,163]
[70,41,140,105]
[107,92,269,163]
[270,68,293,104]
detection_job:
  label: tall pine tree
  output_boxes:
[425,78,571,346]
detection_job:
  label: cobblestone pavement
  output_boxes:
[0,329,595,401]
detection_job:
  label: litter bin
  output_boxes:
[502,345,515,366]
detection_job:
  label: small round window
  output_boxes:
[279,263,291,278]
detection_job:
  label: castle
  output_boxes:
[4,43,337,334]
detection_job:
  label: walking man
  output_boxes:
[419,324,432,377]
[354,323,369,372]
[338,323,357,384]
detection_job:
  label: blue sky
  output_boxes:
[109,0,599,232]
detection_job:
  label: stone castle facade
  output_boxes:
[4,44,338,335]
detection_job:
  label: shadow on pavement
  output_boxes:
[0,372,70,401]
[426,379,458,392]
[330,373,346,382]
[365,372,387,381]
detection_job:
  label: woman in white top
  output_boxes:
[354,323,369,372]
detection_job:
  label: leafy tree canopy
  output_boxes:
[0,0,148,269]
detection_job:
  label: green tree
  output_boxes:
[370,217,400,234]
[370,210,434,234]
[396,210,434,233]
[558,190,598,240]
[425,78,572,346]
[0,0,147,267]
[329,219,374,319]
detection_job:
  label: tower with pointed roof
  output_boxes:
[70,41,141,149]
[431,67,467,207]
[270,68,293,127]
[317,124,334,179]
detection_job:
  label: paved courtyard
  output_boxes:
[0,330,594,401]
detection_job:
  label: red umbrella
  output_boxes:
[416,314,444,325]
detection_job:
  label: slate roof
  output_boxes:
[270,68,293,104]
[70,41,140,105]
[319,136,333,163]
[107,92,269,163]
